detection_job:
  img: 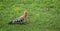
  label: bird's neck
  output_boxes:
[23,13,27,18]
[20,13,27,18]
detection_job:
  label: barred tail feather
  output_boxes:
[8,20,16,24]
[8,21,12,24]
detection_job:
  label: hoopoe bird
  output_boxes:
[8,10,27,24]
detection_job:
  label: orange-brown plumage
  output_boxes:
[20,10,27,19]
[8,10,27,24]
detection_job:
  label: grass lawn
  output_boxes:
[0,0,60,31]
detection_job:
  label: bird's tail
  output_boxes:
[8,20,16,24]
[8,21,12,24]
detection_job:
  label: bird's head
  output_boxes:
[23,10,27,15]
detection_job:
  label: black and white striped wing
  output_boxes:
[8,17,24,24]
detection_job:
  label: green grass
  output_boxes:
[0,0,60,31]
